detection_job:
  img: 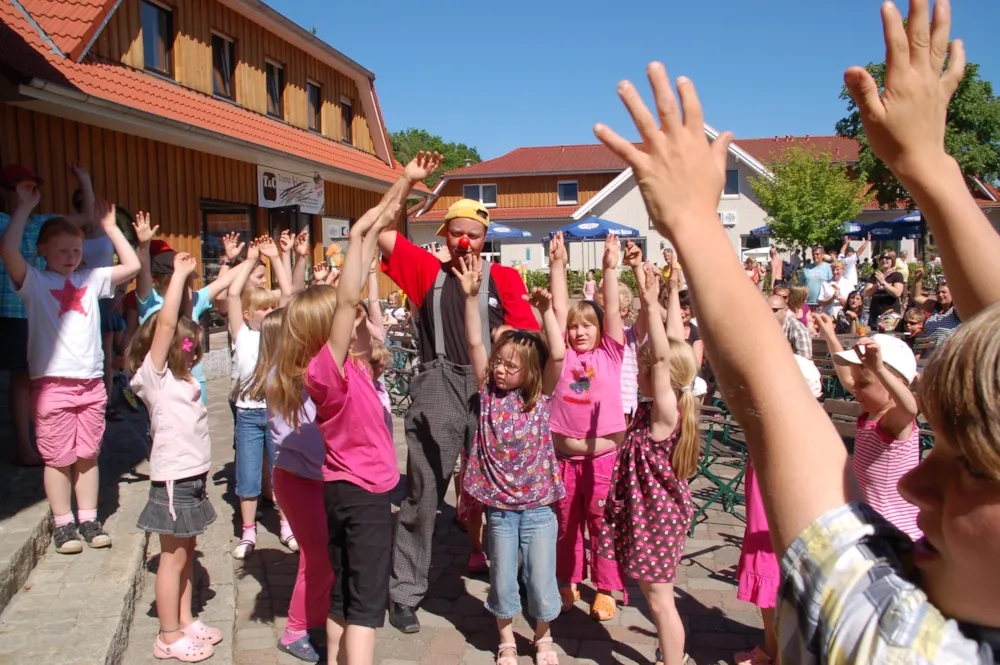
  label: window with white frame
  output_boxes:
[462,184,497,207]
[557,181,578,205]
[724,169,740,196]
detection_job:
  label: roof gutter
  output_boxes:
[20,78,419,195]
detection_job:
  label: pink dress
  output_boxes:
[736,460,780,608]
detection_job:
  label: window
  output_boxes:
[201,206,253,333]
[307,82,322,132]
[462,184,498,207]
[141,1,173,77]
[724,169,740,196]
[557,181,578,205]
[211,33,235,99]
[340,96,353,143]
[266,61,285,119]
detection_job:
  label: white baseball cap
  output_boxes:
[793,355,823,399]
[834,333,917,384]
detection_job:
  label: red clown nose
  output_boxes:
[458,237,471,250]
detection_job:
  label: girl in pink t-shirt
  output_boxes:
[548,231,628,622]
[126,253,221,663]
[267,197,400,665]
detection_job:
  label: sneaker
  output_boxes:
[53,523,83,554]
[79,520,112,548]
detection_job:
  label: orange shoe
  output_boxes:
[589,592,616,622]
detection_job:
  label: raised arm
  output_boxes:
[664,256,684,340]
[227,240,260,340]
[602,234,625,343]
[640,264,679,436]
[377,151,444,260]
[549,231,569,333]
[453,254,490,388]
[527,287,565,395]
[623,241,647,342]
[61,163,94,227]
[132,212,158,300]
[908,267,936,313]
[258,237,293,305]
[278,229,294,286]
[366,257,385,341]
[856,233,871,259]
[329,199,399,370]
[150,252,196,371]
[292,229,309,294]
[844,0,999,318]
[815,313,856,393]
[594,62,855,553]
[98,201,140,285]
[0,182,40,288]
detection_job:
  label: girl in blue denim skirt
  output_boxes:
[453,254,566,665]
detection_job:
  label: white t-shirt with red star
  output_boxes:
[16,265,114,380]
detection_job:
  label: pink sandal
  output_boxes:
[154,633,214,662]
[182,620,223,645]
[496,642,518,665]
[534,636,560,665]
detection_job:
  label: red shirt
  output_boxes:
[382,234,538,365]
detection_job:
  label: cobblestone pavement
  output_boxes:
[128,378,761,665]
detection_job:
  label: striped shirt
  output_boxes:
[779,502,995,665]
[621,325,639,416]
[923,307,960,348]
[853,414,921,540]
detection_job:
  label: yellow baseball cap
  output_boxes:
[436,198,491,237]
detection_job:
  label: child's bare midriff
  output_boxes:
[553,432,623,456]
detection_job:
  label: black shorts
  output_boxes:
[324,481,392,628]
[0,317,28,372]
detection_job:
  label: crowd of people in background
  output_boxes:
[0,1,998,664]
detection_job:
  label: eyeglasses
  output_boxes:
[771,306,786,313]
[880,256,893,262]
[904,320,923,326]
[491,358,522,372]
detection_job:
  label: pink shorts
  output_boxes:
[31,377,107,467]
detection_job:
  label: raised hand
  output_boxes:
[173,251,197,277]
[14,181,40,211]
[403,151,445,183]
[133,211,159,245]
[294,229,310,257]
[549,231,567,265]
[844,0,964,180]
[279,229,293,255]
[594,63,732,236]
[451,253,482,297]
[603,233,620,271]
[638,263,662,306]
[856,337,885,373]
[327,267,341,287]
[313,262,330,282]
[815,312,836,338]
[222,232,244,260]
[95,200,117,232]
[525,287,553,313]
[246,239,261,263]
[623,239,643,268]
[69,162,91,184]
[257,236,279,259]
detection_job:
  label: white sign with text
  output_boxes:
[257,166,325,215]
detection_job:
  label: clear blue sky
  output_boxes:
[269,0,1000,160]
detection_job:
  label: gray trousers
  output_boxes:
[389,358,479,606]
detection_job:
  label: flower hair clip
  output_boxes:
[181,337,194,353]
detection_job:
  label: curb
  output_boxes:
[102,481,152,665]
[0,503,51,618]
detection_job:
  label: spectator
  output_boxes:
[895,249,910,281]
[838,234,870,290]
[818,260,852,316]
[800,247,832,307]
[836,290,865,335]
[583,270,597,301]
[767,294,811,359]
[789,249,802,271]
[787,285,811,327]
[768,247,783,286]
[901,307,926,353]
[909,269,960,348]
[771,281,790,301]
[677,290,704,369]
[744,257,762,290]
[864,253,905,330]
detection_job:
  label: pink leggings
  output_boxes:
[554,449,625,591]
[272,469,334,632]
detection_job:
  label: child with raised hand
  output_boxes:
[816,314,922,539]
[592,0,998,660]
[598,263,698,665]
[548,230,627,621]
[453,253,566,665]
[268,198,400,665]
[229,236,287,559]
[127,252,220,662]
[1,192,140,553]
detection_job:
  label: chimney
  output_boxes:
[805,134,810,139]
[464,158,472,167]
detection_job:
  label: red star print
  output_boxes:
[50,279,88,317]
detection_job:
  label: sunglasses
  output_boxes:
[771,306,786,312]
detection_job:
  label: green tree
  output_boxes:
[389,128,482,187]
[749,146,870,252]
[836,60,1000,208]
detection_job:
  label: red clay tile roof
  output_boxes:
[735,136,861,164]
[446,145,630,177]
[0,0,428,192]
[412,205,573,223]
[18,0,116,58]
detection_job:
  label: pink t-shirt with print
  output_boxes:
[549,332,626,439]
[305,345,399,494]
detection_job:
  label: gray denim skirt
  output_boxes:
[137,474,217,538]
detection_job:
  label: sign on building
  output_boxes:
[257,166,325,215]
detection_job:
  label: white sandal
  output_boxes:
[496,642,518,665]
[534,637,559,665]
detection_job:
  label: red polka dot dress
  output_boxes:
[598,402,694,583]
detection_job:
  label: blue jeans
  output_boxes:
[485,504,560,622]
[235,408,274,499]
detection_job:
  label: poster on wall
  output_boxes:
[321,216,351,267]
[258,166,325,215]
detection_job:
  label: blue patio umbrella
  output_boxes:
[552,216,639,239]
[752,221,864,239]
[845,212,922,240]
[486,225,532,239]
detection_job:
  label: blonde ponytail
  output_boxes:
[667,338,700,479]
